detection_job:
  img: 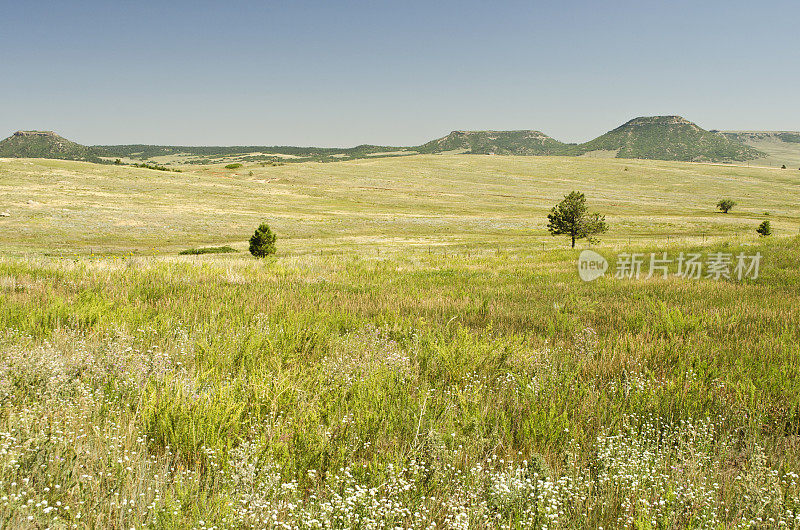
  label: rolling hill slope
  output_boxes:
[720,131,800,168]
[95,143,414,164]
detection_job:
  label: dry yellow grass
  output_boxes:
[1,154,798,255]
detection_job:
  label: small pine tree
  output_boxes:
[717,199,736,214]
[781,164,787,169]
[756,220,771,237]
[547,191,608,248]
[249,223,277,257]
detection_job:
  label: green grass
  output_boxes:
[0,155,799,527]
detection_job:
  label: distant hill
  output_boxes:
[721,131,800,144]
[94,143,414,164]
[415,130,571,155]
[576,116,764,162]
[0,130,102,162]
[719,131,800,168]
[4,116,784,166]
[411,121,772,162]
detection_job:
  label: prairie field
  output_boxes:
[2,154,799,255]
[1,155,800,528]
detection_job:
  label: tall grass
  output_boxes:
[0,238,798,527]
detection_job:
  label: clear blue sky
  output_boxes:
[2,0,798,147]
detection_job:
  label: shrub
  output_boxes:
[225,163,243,169]
[716,199,736,213]
[179,245,238,255]
[131,162,182,173]
[756,220,771,237]
[249,223,276,257]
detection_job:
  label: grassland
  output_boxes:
[1,154,800,528]
[1,154,798,256]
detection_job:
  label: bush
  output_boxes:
[131,162,182,173]
[249,223,276,257]
[716,199,736,213]
[179,245,238,255]
[756,220,771,237]
[225,163,243,169]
